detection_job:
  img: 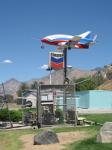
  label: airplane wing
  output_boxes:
[70,31,92,42]
[69,36,81,42]
[57,36,82,50]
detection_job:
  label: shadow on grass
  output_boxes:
[65,137,112,150]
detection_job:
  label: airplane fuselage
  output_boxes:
[41,32,96,50]
[41,34,73,46]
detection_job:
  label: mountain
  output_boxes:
[27,68,96,85]
[0,78,21,96]
[0,64,112,96]
[97,80,112,90]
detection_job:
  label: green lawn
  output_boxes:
[0,129,40,150]
[0,113,112,150]
[65,136,112,150]
[80,113,112,124]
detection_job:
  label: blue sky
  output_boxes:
[0,0,112,82]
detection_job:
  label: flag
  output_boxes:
[49,52,64,70]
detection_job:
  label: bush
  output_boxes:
[10,110,22,122]
[0,108,9,121]
[55,109,63,118]
[0,109,22,122]
[55,109,64,124]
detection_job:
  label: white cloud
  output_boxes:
[2,59,13,64]
[67,65,72,68]
[40,64,48,69]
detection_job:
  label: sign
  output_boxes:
[49,52,64,70]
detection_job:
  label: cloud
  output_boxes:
[2,59,13,64]
[40,64,48,69]
[67,65,72,68]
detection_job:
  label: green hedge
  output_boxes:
[0,109,22,122]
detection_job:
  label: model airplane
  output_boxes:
[41,31,97,50]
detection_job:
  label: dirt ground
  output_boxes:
[20,131,88,150]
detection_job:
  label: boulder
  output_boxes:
[96,122,112,143]
[34,130,59,145]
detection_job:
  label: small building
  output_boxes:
[22,91,37,108]
[23,90,54,112]
[76,90,112,109]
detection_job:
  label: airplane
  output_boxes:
[41,31,97,50]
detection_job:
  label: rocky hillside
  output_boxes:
[27,68,96,85]
[0,64,112,96]
[97,80,112,90]
[94,64,112,90]
[0,78,21,96]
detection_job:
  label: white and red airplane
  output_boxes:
[41,31,97,50]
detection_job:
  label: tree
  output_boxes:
[30,81,38,89]
[74,77,97,91]
[17,83,29,97]
[16,83,29,105]
[6,94,14,103]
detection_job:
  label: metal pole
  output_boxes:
[36,82,38,126]
[36,82,42,128]
[38,84,42,126]
[63,48,67,83]
[63,87,67,121]
[21,92,24,124]
[74,84,77,126]
[63,48,68,122]
[50,69,52,85]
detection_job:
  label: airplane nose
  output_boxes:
[41,38,44,42]
[41,38,47,43]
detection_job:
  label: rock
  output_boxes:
[96,122,112,143]
[34,130,59,145]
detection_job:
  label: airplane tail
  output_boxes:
[78,31,92,38]
[89,34,97,46]
[93,34,97,42]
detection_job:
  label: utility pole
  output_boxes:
[63,48,67,83]
[73,84,77,126]
[36,82,41,128]
[63,48,68,121]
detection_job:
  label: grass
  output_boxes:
[0,126,99,150]
[65,137,112,150]
[0,113,112,150]
[64,113,112,150]
[80,113,112,124]
[0,129,41,150]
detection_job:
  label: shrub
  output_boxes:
[0,109,22,122]
[10,110,22,122]
[0,108,9,121]
[55,109,63,118]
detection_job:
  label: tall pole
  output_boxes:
[49,68,52,85]
[63,48,67,83]
[36,82,42,128]
[63,48,68,121]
